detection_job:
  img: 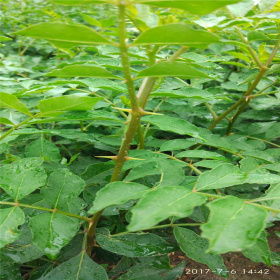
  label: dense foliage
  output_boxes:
[1,0,280,279]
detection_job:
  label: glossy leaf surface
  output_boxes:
[128,187,207,231]
[134,24,219,47]
[201,196,268,254]
[41,168,86,208]
[42,251,109,279]
[38,96,101,116]
[29,213,79,259]
[0,207,25,248]
[46,65,119,79]
[88,182,149,214]
[0,158,47,201]
[12,23,113,46]
[174,227,228,277]
[0,92,32,116]
[96,228,177,257]
[137,62,210,78]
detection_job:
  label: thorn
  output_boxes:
[125,157,145,161]
[112,107,132,113]
[139,108,163,116]
[95,156,118,161]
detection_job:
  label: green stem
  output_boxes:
[86,19,189,256]
[245,202,280,214]
[226,37,280,134]
[204,102,217,120]
[137,124,145,149]
[0,201,91,222]
[0,116,33,141]
[246,136,280,148]
[118,2,139,112]
[234,26,263,68]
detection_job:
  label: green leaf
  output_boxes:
[241,150,275,163]
[46,65,119,79]
[0,92,32,116]
[117,261,185,280]
[0,117,14,125]
[12,23,113,46]
[41,168,86,208]
[160,139,195,152]
[133,24,219,47]
[137,0,242,15]
[196,163,247,191]
[137,62,210,78]
[38,96,101,117]
[25,138,61,162]
[0,253,23,280]
[29,213,79,259]
[81,162,115,184]
[242,231,271,266]
[157,160,185,187]
[227,0,256,17]
[41,251,109,279]
[0,207,25,248]
[261,183,280,221]
[88,182,149,214]
[201,196,268,254]
[124,159,185,187]
[128,187,207,231]
[174,227,228,277]
[176,150,229,161]
[0,158,47,201]
[96,228,177,257]
[2,224,43,263]
[142,115,201,138]
[247,31,270,41]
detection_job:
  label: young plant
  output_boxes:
[1,0,280,279]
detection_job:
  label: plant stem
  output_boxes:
[0,116,33,141]
[246,136,280,148]
[137,124,145,149]
[118,2,139,112]
[204,102,217,120]
[226,37,280,134]
[245,202,280,214]
[0,201,91,222]
[86,15,189,256]
[234,26,263,68]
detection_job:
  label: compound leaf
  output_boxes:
[137,62,210,78]
[0,158,47,201]
[29,213,79,259]
[201,196,268,254]
[88,182,149,214]
[196,163,247,190]
[41,251,109,279]
[128,187,207,231]
[25,138,61,162]
[41,168,86,208]
[142,115,201,138]
[38,96,101,117]
[46,65,119,79]
[12,23,113,46]
[0,207,25,248]
[96,228,177,257]
[0,92,32,116]
[174,227,228,277]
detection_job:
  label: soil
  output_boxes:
[169,223,280,280]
